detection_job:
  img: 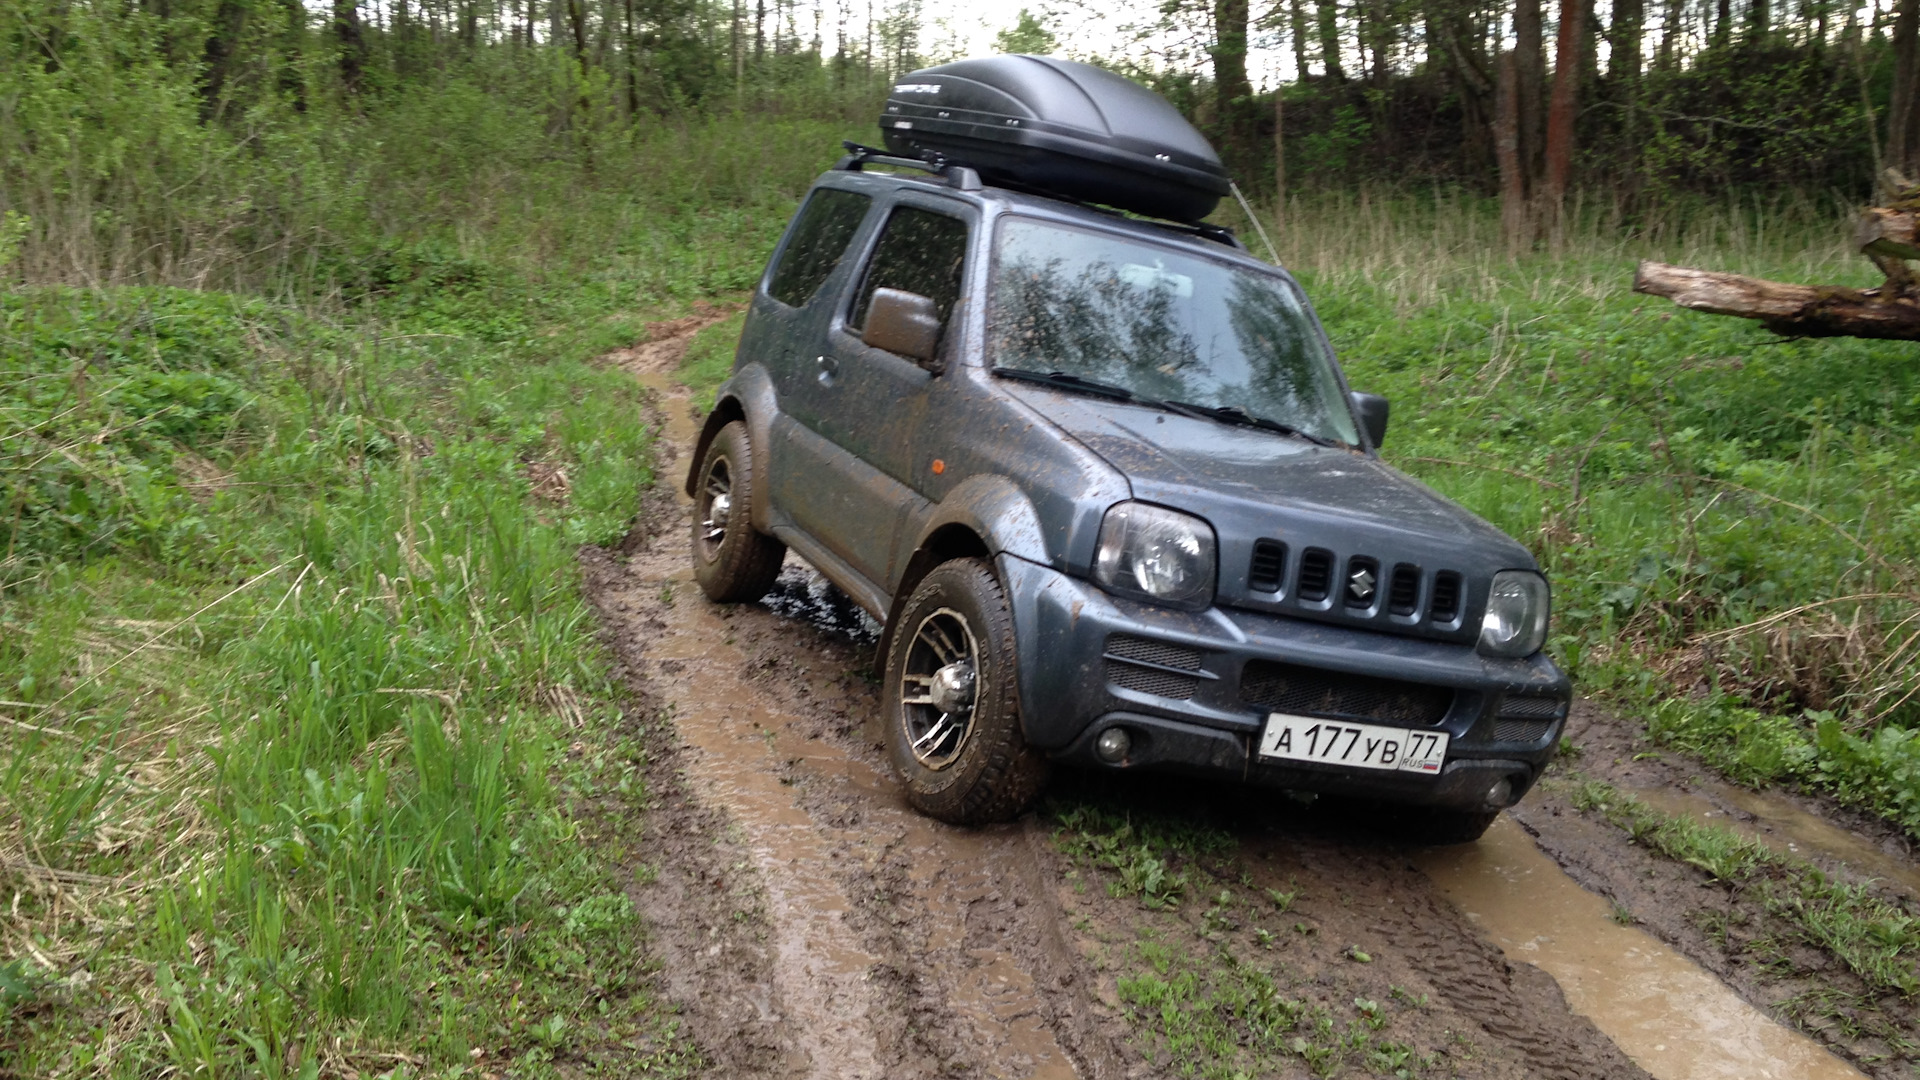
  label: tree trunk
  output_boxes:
[1543,0,1584,242]
[199,0,249,119]
[1891,0,1920,181]
[1290,0,1313,77]
[1610,0,1644,80]
[1748,0,1768,40]
[1213,0,1256,178]
[334,0,366,93]
[1633,261,1920,339]
[1274,76,1286,230]
[1317,0,1346,80]
[1365,0,1392,86]
[1714,0,1731,46]
[1496,49,1531,249]
[1656,0,1684,67]
[569,0,589,61]
[1513,0,1546,184]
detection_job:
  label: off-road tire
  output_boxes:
[1404,808,1499,845]
[883,558,1048,824]
[691,421,786,603]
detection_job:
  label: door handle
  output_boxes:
[816,354,838,385]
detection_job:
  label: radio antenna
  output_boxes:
[1229,180,1280,265]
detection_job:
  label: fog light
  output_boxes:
[1484,777,1514,809]
[1095,727,1132,764]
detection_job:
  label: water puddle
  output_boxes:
[1627,780,1920,899]
[622,362,1077,1080]
[1418,815,1865,1080]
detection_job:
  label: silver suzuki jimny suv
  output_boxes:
[683,55,1569,842]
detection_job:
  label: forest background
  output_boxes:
[4,0,1920,1070]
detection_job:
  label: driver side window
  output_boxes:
[848,206,969,340]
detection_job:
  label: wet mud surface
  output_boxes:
[583,313,1904,1078]
[1512,704,1914,1078]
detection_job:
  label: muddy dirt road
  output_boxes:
[582,313,1901,1079]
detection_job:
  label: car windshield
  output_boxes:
[987,217,1360,446]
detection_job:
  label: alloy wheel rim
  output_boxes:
[698,456,732,559]
[899,606,979,770]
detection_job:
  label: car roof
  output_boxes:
[809,167,1265,270]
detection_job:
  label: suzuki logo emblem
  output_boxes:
[1349,567,1376,601]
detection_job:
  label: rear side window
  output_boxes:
[848,206,969,333]
[767,188,872,308]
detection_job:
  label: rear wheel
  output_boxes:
[691,421,786,603]
[882,558,1048,825]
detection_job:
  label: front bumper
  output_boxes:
[998,554,1571,813]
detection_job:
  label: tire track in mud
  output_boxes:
[588,311,1103,1079]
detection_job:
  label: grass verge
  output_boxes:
[0,281,699,1075]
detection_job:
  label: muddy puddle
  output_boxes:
[610,356,1079,1080]
[1419,816,1866,1080]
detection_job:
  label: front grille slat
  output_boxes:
[1297,548,1333,602]
[1388,564,1421,616]
[1241,661,1452,726]
[1248,540,1287,593]
[1430,571,1462,624]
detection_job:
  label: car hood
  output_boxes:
[1013,389,1525,554]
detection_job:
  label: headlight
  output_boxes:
[1478,570,1550,657]
[1093,502,1216,610]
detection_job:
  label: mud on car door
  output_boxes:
[770,199,972,591]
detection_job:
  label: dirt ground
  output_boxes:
[577,313,1910,1079]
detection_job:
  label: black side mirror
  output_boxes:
[863,288,942,370]
[1349,391,1389,448]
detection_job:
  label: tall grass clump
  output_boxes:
[1224,191,1920,831]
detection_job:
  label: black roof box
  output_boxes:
[880,55,1230,223]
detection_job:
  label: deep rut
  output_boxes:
[587,309,1102,1079]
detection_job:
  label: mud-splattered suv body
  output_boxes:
[687,154,1571,835]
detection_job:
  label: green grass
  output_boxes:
[0,275,703,1072]
[679,310,749,410]
[1570,779,1920,996]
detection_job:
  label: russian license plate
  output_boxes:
[1256,713,1448,775]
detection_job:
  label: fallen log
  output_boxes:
[1632,260,1920,341]
[1856,208,1920,262]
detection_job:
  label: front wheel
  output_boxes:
[882,558,1048,825]
[690,421,786,602]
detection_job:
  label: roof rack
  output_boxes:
[835,141,982,191]
[833,140,1240,251]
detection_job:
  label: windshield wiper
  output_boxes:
[1164,400,1345,448]
[993,368,1137,402]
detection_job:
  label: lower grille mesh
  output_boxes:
[1107,661,1199,699]
[1492,718,1556,744]
[1241,661,1451,725]
[1106,634,1203,671]
[1498,695,1567,720]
